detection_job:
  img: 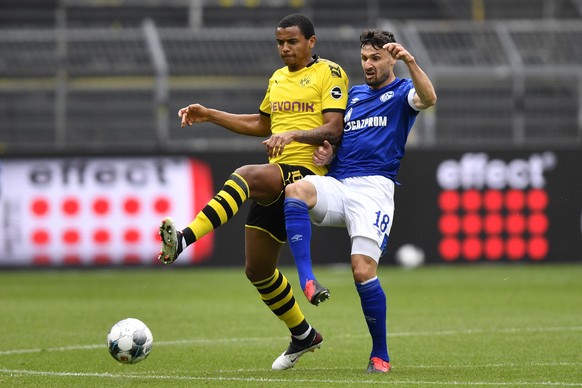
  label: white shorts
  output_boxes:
[303,175,395,261]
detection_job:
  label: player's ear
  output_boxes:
[308,36,316,49]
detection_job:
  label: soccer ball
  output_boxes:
[106,318,153,364]
[395,244,425,268]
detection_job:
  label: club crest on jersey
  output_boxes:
[380,91,394,102]
[300,76,312,87]
[330,86,343,100]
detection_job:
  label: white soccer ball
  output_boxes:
[395,244,425,268]
[107,318,153,364]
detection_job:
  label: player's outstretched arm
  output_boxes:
[178,103,272,137]
[383,43,437,110]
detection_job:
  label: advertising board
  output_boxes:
[1,149,580,266]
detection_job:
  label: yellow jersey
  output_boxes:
[259,56,349,175]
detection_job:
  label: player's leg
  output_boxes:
[244,183,324,370]
[158,164,283,263]
[343,177,394,372]
[351,242,391,373]
[244,227,322,370]
[285,175,348,305]
[283,179,329,305]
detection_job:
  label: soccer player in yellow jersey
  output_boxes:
[158,13,348,370]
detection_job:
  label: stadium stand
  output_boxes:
[0,0,581,153]
[202,3,303,27]
[65,3,189,28]
[0,0,58,28]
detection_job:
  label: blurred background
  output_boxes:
[0,0,581,267]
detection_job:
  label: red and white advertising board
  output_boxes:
[0,157,213,266]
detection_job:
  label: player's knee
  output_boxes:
[284,182,301,199]
[244,264,260,283]
[245,259,276,283]
[233,164,254,181]
[351,251,379,283]
[352,265,376,283]
[285,180,312,201]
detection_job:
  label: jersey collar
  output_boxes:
[306,54,319,67]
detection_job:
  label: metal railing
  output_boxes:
[0,19,581,154]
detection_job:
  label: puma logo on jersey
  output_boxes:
[327,64,342,78]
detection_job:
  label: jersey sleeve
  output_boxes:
[320,61,349,113]
[259,77,273,116]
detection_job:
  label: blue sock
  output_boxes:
[284,198,316,290]
[356,277,389,362]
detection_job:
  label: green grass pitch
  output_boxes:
[0,264,581,387]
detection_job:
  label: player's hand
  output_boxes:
[177,103,208,127]
[383,42,414,64]
[262,131,296,158]
[313,140,334,166]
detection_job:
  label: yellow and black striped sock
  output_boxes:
[182,173,249,246]
[253,269,307,331]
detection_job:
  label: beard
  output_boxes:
[365,71,391,88]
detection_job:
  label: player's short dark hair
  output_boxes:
[360,29,396,50]
[278,13,315,39]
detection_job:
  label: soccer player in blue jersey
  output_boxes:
[283,29,437,373]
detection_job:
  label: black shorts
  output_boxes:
[245,164,316,243]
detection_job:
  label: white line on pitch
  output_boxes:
[0,325,581,356]
[1,368,582,386]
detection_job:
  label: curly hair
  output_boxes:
[359,29,396,50]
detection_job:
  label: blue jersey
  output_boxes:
[328,78,419,182]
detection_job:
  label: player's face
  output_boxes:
[361,44,396,89]
[276,26,315,71]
